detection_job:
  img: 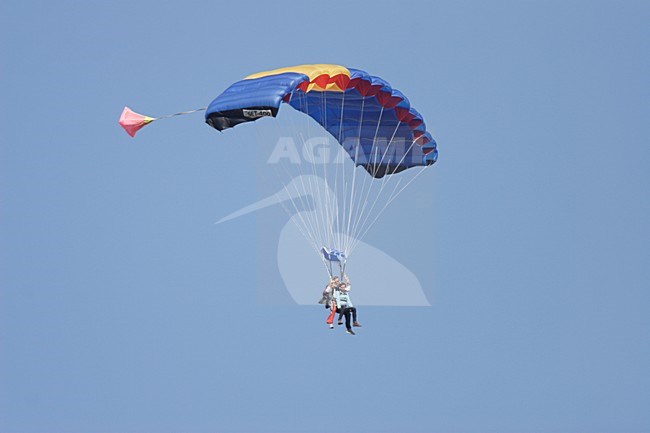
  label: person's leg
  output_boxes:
[350,307,361,326]
[343,308,355,334]
[344,307,351,330]
[326,305,336,325]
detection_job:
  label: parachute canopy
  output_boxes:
[205,64,437,178]
[119,64,440,267]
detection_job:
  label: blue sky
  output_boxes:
[1,1,649,432]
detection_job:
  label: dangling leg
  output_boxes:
[351,307,361,327]
[326,304,337,329]
[344,307,354,335]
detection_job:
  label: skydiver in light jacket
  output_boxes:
[335,280,361,335]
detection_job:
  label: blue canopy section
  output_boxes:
[207,72,307,113]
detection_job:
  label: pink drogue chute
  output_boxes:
[118,107,155,137]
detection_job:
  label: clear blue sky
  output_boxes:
[1,1,649,432]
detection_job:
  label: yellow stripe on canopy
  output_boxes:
[245,64,350,92]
